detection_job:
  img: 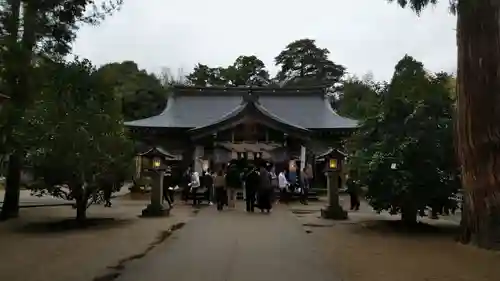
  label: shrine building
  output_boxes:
[125,86,358,175]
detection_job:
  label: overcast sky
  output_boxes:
[72,0,457,82]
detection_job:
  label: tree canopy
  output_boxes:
[348,55,460,224]
[27,59,134,221]
[274,39,345,89]
[95,61,168,121]
[185,38,344,89]
[186,55,270,87]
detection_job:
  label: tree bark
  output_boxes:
[73,185,87,223]
[401,205,417,226]
[0,0,22,221]
[456,0,500,249]
[0,153,22,220]
[0,1,37,220]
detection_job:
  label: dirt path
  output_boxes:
[290,197,500,281]
[0,199,196,281]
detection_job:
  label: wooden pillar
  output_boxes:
[193,145,204,174]
[300,145,306,173]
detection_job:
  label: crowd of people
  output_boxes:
[161,159,315,213]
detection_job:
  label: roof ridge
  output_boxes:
[173,86,326,97]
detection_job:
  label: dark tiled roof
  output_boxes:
[125,94,242,128]
[258,95,357,129]
[124,86,358,130]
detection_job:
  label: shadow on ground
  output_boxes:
[352,219,460,238]
[291,209,320,215]
[16,217,133,234]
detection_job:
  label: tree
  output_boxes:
[0,0,123,220]
[225,55,270,86]
[389,0,500,249]
[186,56,271,87]
[350,55,460,225]
[274,38,345,88]
[186,63,228,86]
[95,61,168,121]
[334,76,385,120]
[27,59,134,222]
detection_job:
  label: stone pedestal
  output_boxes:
[142,171,170,217]
[321,171,347,220]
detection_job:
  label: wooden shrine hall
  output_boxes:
[125,86,358,174]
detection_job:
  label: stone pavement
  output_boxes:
[116,203,340,281]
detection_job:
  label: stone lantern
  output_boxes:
[140,147,169,217]
[320,149,348,220]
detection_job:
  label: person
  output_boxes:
[269,166,278,203]
[299,167,309,205]
[201,169,214,205]
[257,162,273,213]
[103,182,113,208]
[278,170,289,204]
[346,175,360,211]
[305,163,314,190]
[214,169,226,211]
[181,166,192,202]
[288,163,298,187]
[225,163,241,209]
[244,166,259,212]
[189,171,201,207]
[97,174,114,208]
[163,167,174,208]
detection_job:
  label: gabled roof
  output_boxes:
[124,86,358,130]
[138,146,180,159]
[188,97,310,140]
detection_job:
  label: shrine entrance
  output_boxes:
[189,112,312,176]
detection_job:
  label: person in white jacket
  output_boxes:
[189,171,201,207]
[278,171,289,204]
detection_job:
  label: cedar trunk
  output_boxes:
[456,0,500,249]
[0,154,21,220]
[73,186,87,223]
[0,0,36,220]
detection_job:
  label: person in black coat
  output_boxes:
[181,166,192,202]
[244,166,259,212]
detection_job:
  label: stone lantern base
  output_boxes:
[321,205,348,220]
[141,204,170,217]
